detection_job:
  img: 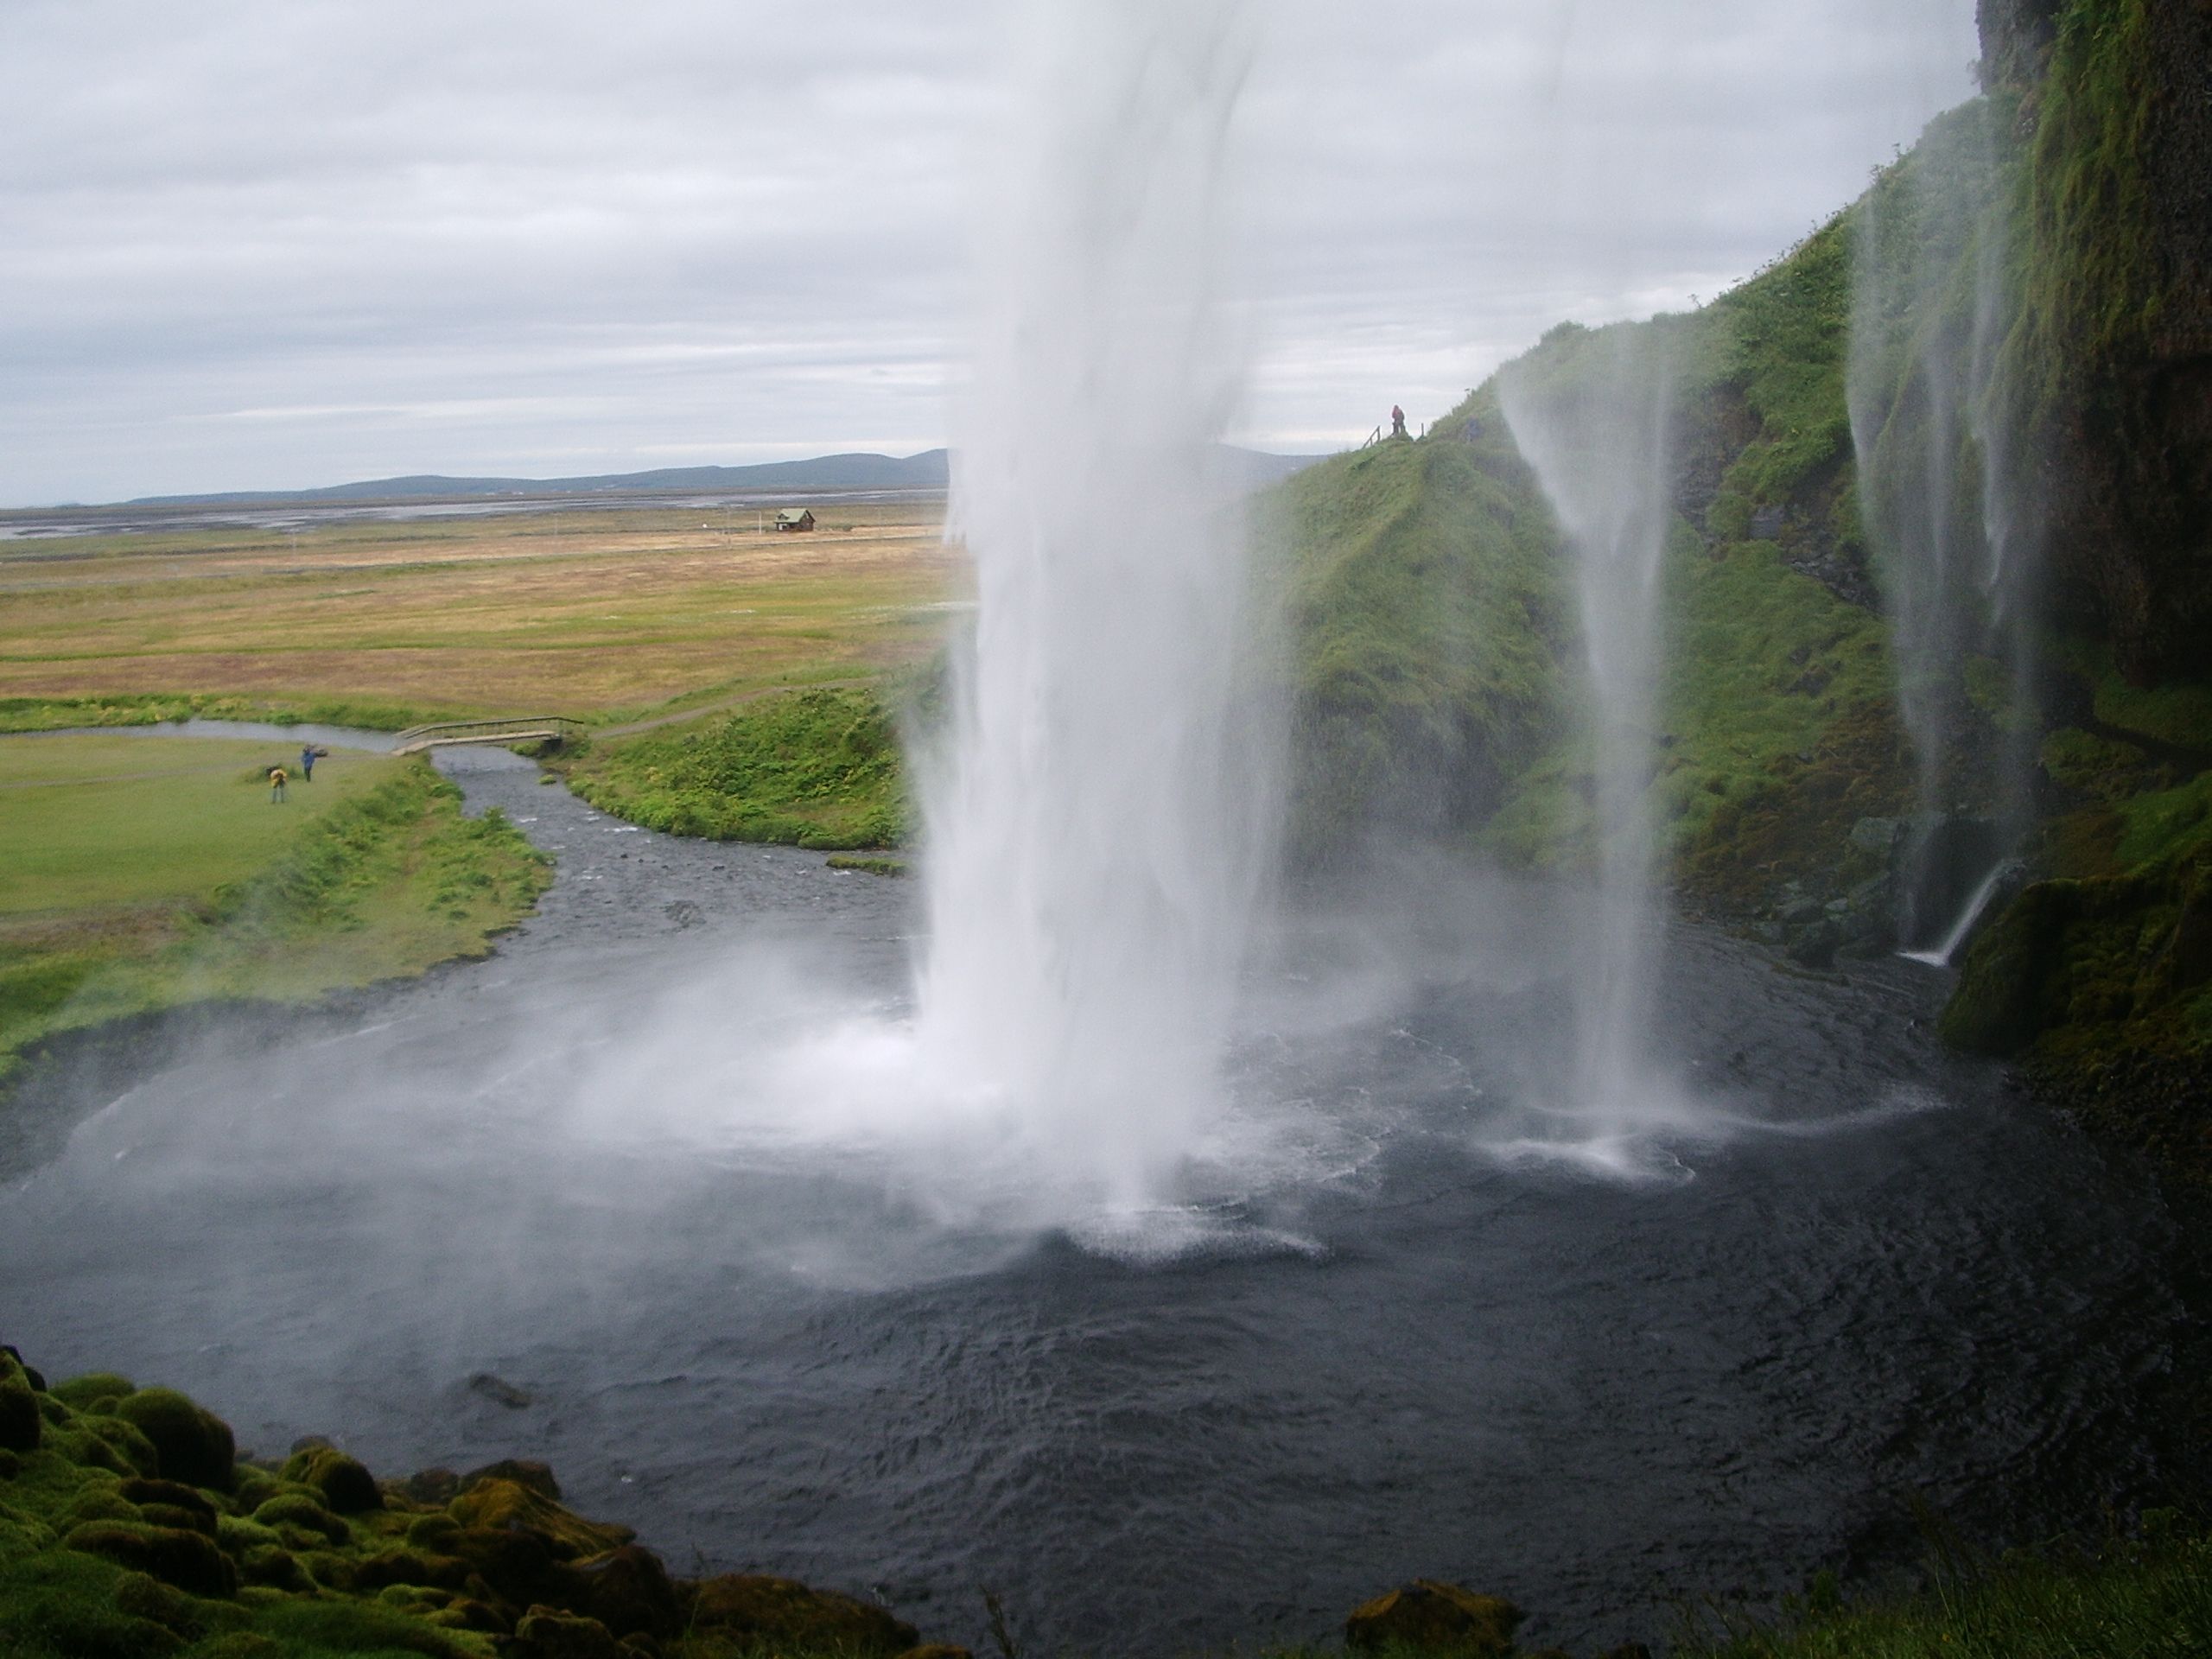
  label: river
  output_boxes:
[0,739,2196,1654]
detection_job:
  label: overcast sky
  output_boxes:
[0,0,1980,505]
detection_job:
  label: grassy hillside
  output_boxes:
[1276,216,1908,919]
[560,686,908,850]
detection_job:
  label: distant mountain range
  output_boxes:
[121,445,1322,507]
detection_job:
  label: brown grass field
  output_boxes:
[0,499,960,721]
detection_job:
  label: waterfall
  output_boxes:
[1847,100,2042,953]
[1499,324,1681,1132]
[910,0,1281,1211]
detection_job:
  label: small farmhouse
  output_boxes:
[774,508,817,532]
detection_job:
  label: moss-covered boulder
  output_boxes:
[110,1389,234,1491]
[461,1457,560,1500]
[442,1525,578,1612]
[111,1568,248,1643]
[116,1478,217,1529]
[49,1373,135,1414]
[1345,1580,1525,1657]
[511,1604,624,1659]
[0,1497,59,1554]
[690,1573,920,1656]
[448,1478,630,1560]
[63,1414,162,1478]
[249,1491,349,1548]
[0,1546,186,1659]
[572,1544,681,1640]
[350,1548,472,1595]
[237,1543,312,1593]
[0,1370,40,1454]
[281,1445,382,1514]
[62,1520,238,1599]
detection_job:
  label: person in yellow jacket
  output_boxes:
[269,766,287,803]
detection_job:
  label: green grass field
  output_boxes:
[0,735,392,913]
[0,504,957,725]
[0,734,550,1081]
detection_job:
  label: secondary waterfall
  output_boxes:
[1499,325,1681,1139]
[1847,100,2042,957]
[911,0,1280,1211]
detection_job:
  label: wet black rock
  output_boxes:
[1786,919,1841,969]
[467,1372,535,1410]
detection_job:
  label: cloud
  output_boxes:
[0,0,1977,503]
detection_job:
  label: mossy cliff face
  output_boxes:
[1934,0,2212,1154]
[1279,0,2212,1123]
[1993,0,2212,686]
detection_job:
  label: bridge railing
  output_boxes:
[390,715,587,754]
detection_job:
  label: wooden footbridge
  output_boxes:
[390,715,586,756]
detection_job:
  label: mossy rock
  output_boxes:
[115,1478,216,1527]
[0,1359,41,1454]
[73,1414,162,1478]
[227,1466,286,1513]
[134,1502,219,1540]
[62,1520,238,1599]
[248,1492,349,1546]
[237,1544,312,1593]
[50,1373,135,1414]
[0,1497,59,1554]
[461,1457,560,1500]
[448,1478,630,1561]
[280,1444,383,1513]
[1344,1580,1525,1657]
[249,1595,479,1658]
[512,1605,625,1659]
[431,1596,512,1635]
[689,1573,920,1656]
[352,1548,474,1595]
[213,1514,283,1557]
[192,1637,283,1659]
[59,1487,146,1531]
[0,1546,185,1659]
[442,1524,578,1612]
[572,1545,681,1640]
[111,1568,250,1642]
[110,1389,234,1491]
[2,1351,48,1395]
[405,1512,463,1553]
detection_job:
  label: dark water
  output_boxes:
[0,753,2190,1655]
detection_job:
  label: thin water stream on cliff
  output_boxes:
[0,746,2194,1656]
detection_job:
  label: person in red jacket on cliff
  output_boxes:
[1390,404,1408,440]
